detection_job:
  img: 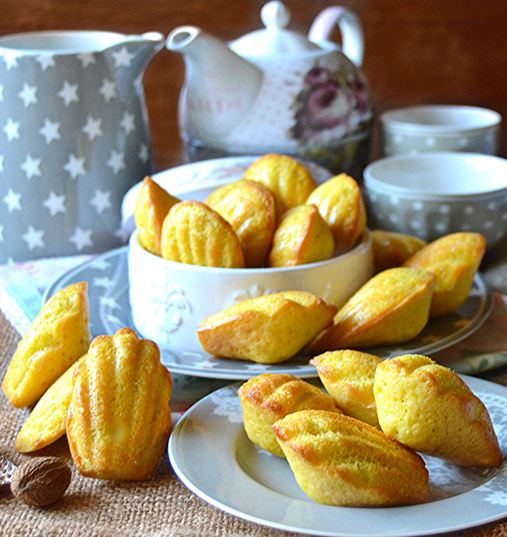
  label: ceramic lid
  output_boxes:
[229,1,321,57]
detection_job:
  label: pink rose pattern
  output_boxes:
[289,65,370,145]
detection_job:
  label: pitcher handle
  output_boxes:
[308,7,364,67]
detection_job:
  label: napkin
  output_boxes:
[0,255,92,335]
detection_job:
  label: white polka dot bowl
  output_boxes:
[380,105,501,157]
[363,152,507,250]
[128,228,374,355]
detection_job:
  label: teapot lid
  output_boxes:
[229,1,321,57]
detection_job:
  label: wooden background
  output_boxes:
[2,0,507,173]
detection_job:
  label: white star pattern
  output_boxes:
[133,73,143,92]
[22,226,45,250]
[94,276,115,289]
[90,258,111,270]
[107,150,125,174]
[77,52,95,68]
[18,83,38,108]
[39,119,61,144]
[43,191,66,216]
[138,143,149,163]
[3,51,18,70]
[82,116,103,141]
[112,47,135,67]
[99,79,117,102]
[90,189,112,213]
[121,112,135,134]
[114,225,131,242]
[63,154,86,179]
[58,81,79,106]
[0,47,151,262]
[69,227,93,250]
[100,296,120,309]
[36,54,55,71]
[3,189,21,212]
[3,118,20,142]
[20,154,42,180]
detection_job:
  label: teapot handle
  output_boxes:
[308,7,364,67]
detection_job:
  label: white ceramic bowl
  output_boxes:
[363,152,507,249]
[380,105,501,157]
[129,229,374,354]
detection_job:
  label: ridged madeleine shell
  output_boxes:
[374,354,501,467]
[272,409,429,507]
[66,328,172,481]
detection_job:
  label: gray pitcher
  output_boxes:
[0,30,164,262]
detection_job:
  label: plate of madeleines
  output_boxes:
[169,355,507,536]
[47,154,493,379]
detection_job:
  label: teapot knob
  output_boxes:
[261,1,291,29]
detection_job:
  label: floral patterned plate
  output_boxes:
[44,246,493,380]
[169,378,507,537]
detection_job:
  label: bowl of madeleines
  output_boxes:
[363,152,507,250]
[128,154,375,355]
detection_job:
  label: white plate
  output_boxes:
[168,377,507,537]
[44,247,493,379]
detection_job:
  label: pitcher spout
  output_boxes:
[105,31,164,80]
[166,26,263,140]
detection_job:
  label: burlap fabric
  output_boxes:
[1,244,507,537]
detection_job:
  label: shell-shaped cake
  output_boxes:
[15,354,87,453]
[310,350,382,428]
[268,204,334,267]
[134,176,180,256]
[206,179,276,268]
[238,373,341,457]
[307,267,435,354]
[2,281,90,408]
[272,409,429,507]
[306,173,367,254]
[403,232,485,317]
[374,354,502,467]
[371,230,426,272]
[197,291,337,364]
[244,153,316,219]
[66,328,173,481]
[161,200,245,268]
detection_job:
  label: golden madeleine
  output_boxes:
[206,179,276,268]
[306,173,367,254]
[244,153,316,219]
[403,232,486,317]
[272,409,429,507]
[14,354,87,453]
[134,176,180,256]
[197,291,337,364]
[66,328,173,481]
[268,204,334,267]
[2,282,90,408]
[238,373,341,457]
[161,200,245,268]
[371,230,427,272]
[374,354,502,467]
[310,350,382,427]
[307,267,435,354]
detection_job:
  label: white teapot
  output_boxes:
[167,1,372,175]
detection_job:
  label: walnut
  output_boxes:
[10,456,72,507]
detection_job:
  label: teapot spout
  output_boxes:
[167,26,263,140]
